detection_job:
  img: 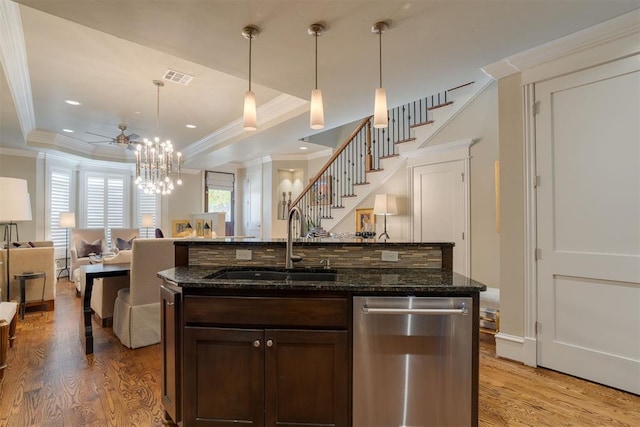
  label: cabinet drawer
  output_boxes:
[184,296,348,329]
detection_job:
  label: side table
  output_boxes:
[14,272,46,320]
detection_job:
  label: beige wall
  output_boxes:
[0,152,41,242]
[427,82,501,288]
[498,73,525,337]
[163,171,203,236]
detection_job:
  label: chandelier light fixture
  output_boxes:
[308,22,326,130]
[372,21,389,129]
[242,25,261,131]
[135,80,183,195]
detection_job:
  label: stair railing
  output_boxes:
[290,83,472,232]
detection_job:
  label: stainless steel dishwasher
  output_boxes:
[353,296,473,427]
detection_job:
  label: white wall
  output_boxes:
[0,151,41,241]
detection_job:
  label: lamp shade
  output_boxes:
[141,213,154,228]
[0,177,32,222]
[310,89,324,130]
[59,212,76,228]
[243,90,257,131]
[373,88,388,128]
[373,194,397,216]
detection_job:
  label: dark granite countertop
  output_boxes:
[158,266,486,293]
[174,238,454,247]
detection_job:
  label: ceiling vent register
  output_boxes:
[163,69,193,85]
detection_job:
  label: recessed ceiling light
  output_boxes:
[185,124,197,129]
[65,99,81,106]
[299,146,308,150]
[62,128,74,133]
[289,169,294,172]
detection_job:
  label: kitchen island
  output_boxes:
[158,240,485,427]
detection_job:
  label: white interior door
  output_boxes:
[535,55,640,394]
[244,166,262,238]
[412,160,467,275]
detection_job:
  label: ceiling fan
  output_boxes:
[86,124,140,149]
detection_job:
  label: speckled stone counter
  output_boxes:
[158,265,486,294]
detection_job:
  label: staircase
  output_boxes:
[290,77,492,233]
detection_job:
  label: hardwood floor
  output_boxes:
[1,279,638,426]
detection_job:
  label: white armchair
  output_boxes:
[80,250,132,326]
[70,228,107,292]
[113,238,175,349]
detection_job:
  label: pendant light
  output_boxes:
[242,25,260,131]
[372,21,389,129]
[308,22,326,130]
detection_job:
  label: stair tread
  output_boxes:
[367,168,384,173]
[380,154,399,159]
[393,138,416,144]
[353,182,371,186]
[427,100,454,111]
[409,121,434,129]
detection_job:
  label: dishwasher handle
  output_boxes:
[362,303,468,316]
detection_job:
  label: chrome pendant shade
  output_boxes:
[242,25,261,131]
[134,80,183,195]
[372,21,389,129]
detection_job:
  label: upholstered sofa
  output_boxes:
[113,238,176,349]
[0,241,57,311]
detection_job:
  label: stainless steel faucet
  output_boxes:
[286,206,304,269]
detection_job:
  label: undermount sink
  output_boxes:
[206,269,338,282]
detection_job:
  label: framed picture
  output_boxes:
[203,219,213,238]
[172,219,190,237]
[311,176,332,205]
[355,208,375,232]
[195,219,204,237]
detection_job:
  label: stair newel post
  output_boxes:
[365,120,373,172]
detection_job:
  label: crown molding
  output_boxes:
[0,146,39,158]
[482,9,640,79]
[0,0,36,138]
[27,129,138,162]
[181,94,308,159]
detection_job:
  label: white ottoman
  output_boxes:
[0,301,18,379]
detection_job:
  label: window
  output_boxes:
[206,171,234,234]
[48,169,72,250]
[82,172,129,247]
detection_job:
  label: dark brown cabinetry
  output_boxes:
[164,292,350,427]
[161,285,181,424]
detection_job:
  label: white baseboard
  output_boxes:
[523,336,537,367]
[495,332,524,363]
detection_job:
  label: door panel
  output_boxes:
[413,161,467,274]
[265,329,349,427]
[184,327,264,426]
[535,55,640,394]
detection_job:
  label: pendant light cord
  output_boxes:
[314,30,318,90]
[248,35,252,92]
[378,29,383,88]
[156,83,160,133]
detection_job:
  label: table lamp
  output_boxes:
[57,212,75,279]
[142,213,154,238]
[373,194,397,241]
[0,177,33,301]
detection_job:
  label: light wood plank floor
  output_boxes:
[1,279,638,426]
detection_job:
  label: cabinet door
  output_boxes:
[184,327,265,426]
[161,285,181,424]
[265,329,349,427]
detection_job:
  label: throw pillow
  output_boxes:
[116,237,135,251]
[78,239,102,258]
[12,242,31,248]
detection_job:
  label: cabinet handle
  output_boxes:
[165,301,174,306]
[266,339,273,348]
[253,340,261,348]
